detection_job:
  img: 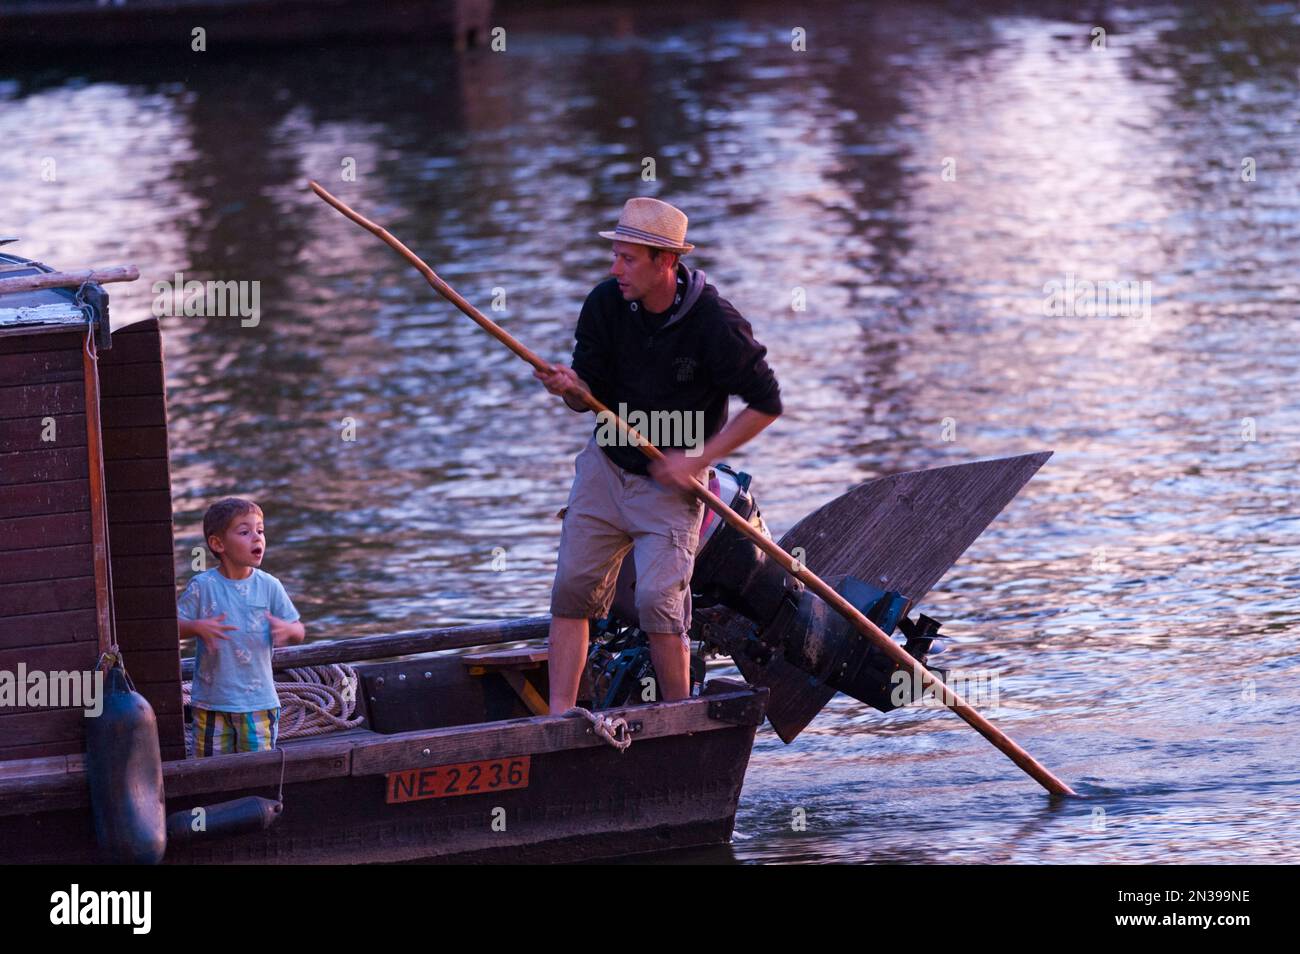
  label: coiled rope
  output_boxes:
[183,664,365,740]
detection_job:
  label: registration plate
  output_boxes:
[385,755,531,804]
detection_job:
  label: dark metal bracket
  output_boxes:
[706,694,766,726]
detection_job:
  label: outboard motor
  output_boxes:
[690,465,790,624]
[593,465,945,713]
[688,466,945,713]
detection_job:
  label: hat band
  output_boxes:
[613,223,684,247]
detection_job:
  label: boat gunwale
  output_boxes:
[0,681,768,816]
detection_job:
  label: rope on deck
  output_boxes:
[275,665,366,738]
[182,664,365,740]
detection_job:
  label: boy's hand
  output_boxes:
[267,612,306,648]
[191,614,236,653]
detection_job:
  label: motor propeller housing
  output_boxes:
[754,576,946,712]
[689,479,946,713]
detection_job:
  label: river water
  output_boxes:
[2,1,1297,863]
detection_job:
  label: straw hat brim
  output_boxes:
[599,230,694,255]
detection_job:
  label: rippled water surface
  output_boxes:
[3,1,1297,863]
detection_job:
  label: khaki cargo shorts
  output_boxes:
[550,437,705,635]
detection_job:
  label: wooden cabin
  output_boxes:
[0,250,184,764]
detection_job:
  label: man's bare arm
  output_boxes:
[649,406,779,492]
[696,406,779,465]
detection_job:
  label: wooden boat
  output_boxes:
[0,248,1050,863]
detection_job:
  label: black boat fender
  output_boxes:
[166,796,283,845]
[84,659,167,864]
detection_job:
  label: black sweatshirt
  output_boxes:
[570,265,783,475]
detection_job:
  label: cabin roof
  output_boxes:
[0,252,94,336]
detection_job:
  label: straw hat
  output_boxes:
[599,198,694,255]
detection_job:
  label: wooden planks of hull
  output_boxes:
[0,685,766,865]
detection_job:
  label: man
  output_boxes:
[536,197,782,713]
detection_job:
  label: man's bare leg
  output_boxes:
[647,632,691,702]
[548,615,589,714]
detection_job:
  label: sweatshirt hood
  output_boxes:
[661,265,708,330]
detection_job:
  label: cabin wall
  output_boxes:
[0,321,185,763]
[0,330,100,760]
[98,319,185,762]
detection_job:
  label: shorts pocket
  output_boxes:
[670,527,700,554]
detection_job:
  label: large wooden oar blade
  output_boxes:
[729,451,1052,742]
[779,451,1052,599]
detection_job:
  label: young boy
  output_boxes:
[177,497,305,757]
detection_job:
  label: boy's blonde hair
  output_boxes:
[203,497,263,559]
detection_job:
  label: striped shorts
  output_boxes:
[192,707,280,757]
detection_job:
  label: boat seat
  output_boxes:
[461,646,548,674]
[461,647,549,716]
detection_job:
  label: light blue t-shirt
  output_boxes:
[177,568,300,712]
